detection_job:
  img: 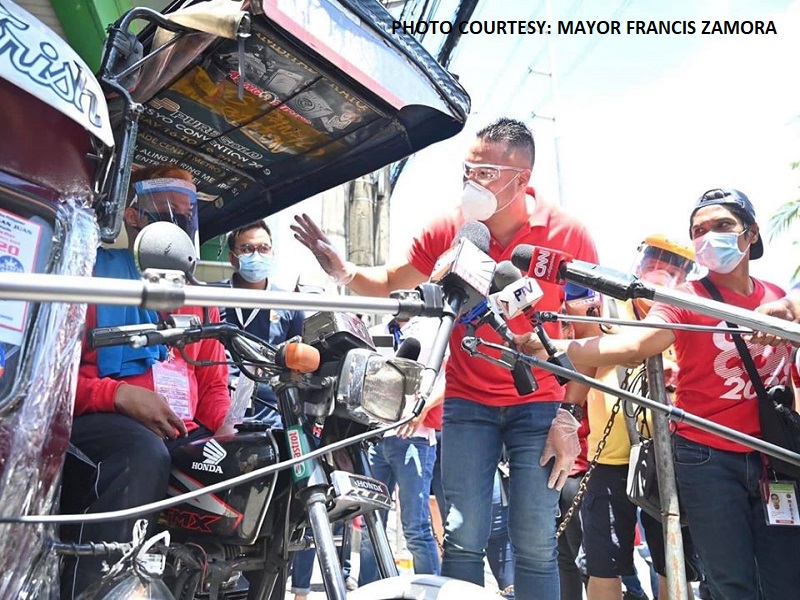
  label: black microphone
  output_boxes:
[395,337,422,361]
[510,244,647,302]
[464,261,538,395]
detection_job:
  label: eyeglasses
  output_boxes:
[235,243,273,257]
[463,162,524,182]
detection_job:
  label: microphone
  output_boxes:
[392,336,423,396]
[395,337,422,361]
[490,262,544,320]
[463,261,538,395]
[511,245,644,302]
[429,221,497,316]
[416,222,497,401]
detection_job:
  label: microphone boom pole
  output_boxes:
[648,284,800,343]
[510,245,800,344]
[464,336,800,469]
[561,259,800,343]
[538,311,756,335]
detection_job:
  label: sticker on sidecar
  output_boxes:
[287,425,312,481]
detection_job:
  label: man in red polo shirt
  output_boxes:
[63,166,231,598]
[291,118,598,599]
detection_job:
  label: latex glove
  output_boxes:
[291,213,355,285]
[539,408,581,491]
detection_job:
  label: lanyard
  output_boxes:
[235,306,261,330]
[231,279,269,331]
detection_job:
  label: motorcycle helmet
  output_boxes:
[631,234,697,319]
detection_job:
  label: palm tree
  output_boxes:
[767,161,800,282]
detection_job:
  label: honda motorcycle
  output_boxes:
[67,235,429,599]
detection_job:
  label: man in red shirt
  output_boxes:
[516,189,800,599]
[291,118,599,598]
[62,166,231,598]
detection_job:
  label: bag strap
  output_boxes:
[699,277,770,404]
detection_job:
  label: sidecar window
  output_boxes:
[0,190,55,405]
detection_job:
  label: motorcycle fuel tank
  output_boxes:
[163,430,282,544]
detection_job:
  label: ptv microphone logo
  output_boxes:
[513,280,536,302]
[493,277,544,319]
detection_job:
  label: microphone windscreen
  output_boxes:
[134,222,198,275]
[510,245,534,273]
[455,221,491,253]
[492,261,523,292]
[395,337,422,361]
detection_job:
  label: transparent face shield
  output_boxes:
[630,245,697,318]
[132,178,199,246]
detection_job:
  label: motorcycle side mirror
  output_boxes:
[133,221,198,279]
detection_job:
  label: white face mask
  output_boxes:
[460,177,518,222]
[460,180,496,221]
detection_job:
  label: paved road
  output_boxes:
[277,508,695,599]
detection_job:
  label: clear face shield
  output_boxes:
[131,178,199,247]
[631,244,697,318]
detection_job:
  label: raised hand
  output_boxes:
[114,383,188,440]
[290,213,355,284]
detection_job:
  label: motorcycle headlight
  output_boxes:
[336,349,423,425]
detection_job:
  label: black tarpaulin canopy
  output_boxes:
[119,0,470,243]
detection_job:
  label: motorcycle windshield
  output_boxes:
[111,0,470,243]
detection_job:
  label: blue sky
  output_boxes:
[385,0,800,285]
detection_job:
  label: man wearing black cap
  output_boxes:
[515,188,800,600]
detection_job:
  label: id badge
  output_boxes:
[152,356,193,420]
[762,480,800,526]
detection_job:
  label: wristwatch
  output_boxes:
[559,402,583,421]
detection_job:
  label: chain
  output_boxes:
[556,397,622,538]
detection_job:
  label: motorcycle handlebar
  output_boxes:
[89,318,240,350]
[88,318,320,374]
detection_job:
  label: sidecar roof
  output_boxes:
[115,0,470,243]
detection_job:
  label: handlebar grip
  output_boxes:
[88,324,159,349]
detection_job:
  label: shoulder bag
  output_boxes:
[701,278,800,480]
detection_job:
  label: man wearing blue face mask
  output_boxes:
[514,188,800,600]
[221,220,304,426]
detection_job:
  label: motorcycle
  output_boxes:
[64,254,413,598]
[52,222,499,600]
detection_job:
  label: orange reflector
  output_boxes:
[284,343,320,373]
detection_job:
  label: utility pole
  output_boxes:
[512,0,565,206]
[543,0,566,206]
